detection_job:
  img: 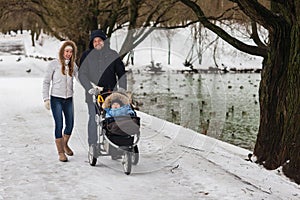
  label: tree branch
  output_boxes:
[179,0,267,57]
[206,5,240,21]
[231,0,286,30]
[250,21,267,49]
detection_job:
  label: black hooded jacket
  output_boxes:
[78,30,127,103]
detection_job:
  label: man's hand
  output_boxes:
[88,84,103,95]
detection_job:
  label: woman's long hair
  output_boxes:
[58,40,77,76]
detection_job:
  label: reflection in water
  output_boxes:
[127,70,260,150]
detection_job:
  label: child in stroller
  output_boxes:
[101,92,140,161]
[102,92,136,118]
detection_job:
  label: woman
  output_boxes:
[42,40,78,162]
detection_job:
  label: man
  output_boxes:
[78,29,127,147]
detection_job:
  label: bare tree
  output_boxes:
[179,0,300,184]
[0,0,199,59]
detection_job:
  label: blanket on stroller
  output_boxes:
[104,116,140,136]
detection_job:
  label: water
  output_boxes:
[127,70,261,150]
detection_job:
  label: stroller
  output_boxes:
[88,87,140,175]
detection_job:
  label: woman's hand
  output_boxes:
[44,100,50,110]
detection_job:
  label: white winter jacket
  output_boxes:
[42,59,78,101]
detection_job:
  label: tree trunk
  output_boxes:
[31,31,35,47]
[254,20,300,184]
[281,23,300,184]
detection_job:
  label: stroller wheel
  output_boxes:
[88,144,97,166]
[122,151,132,175]
[132,146,139,165]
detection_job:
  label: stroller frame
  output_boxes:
[88,88,140,175]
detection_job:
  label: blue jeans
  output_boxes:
[50,96,74,139]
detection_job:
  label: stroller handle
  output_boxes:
[88,86,103,96]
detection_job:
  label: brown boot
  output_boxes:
[63,134,74,156]
[55,138,68,162]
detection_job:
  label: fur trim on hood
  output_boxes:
[58,40,77,76]
[102,92,130,109]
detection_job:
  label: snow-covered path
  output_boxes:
[0,77,299,200]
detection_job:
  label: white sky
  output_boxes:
[0,30,299,200]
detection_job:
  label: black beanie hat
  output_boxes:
[90,30,107,41]
[89,29,107,49]
[111,99,123,107]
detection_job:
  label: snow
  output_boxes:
[0,30,299,200]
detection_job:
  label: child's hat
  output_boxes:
[111,99,123,106]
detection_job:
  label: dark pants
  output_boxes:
[50,96,74,139]
[87,102,97,145]
[86,91,112,145]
